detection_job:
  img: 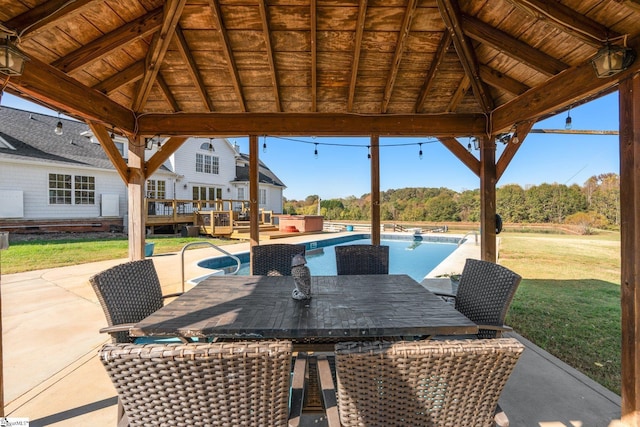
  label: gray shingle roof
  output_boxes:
[0,106,115,169]
[233,153,285,188]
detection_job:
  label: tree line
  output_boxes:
[283,173,620,233]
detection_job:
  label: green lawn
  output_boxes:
[499,231,621,394]
[0,235,235,274]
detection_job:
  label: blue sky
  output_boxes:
[2,92,619,201]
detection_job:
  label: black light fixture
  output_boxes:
[0,35,28,76]
[54,113,63,136]
[313,143,318,159]
[418,143,423,160]
[565,107,572,130]
[262,136,267,153]
[591,43,636,78]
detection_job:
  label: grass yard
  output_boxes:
[0,234,235,274]
[500,231,621,394]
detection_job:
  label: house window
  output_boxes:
[237,187,245,201]
[49,174,71,204]
[195,153,219,174]
[49,174,95,205]
[260,188,267,206]
[146,180,166,199]
[74,175,95,204]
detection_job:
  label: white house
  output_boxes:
[0,106,286,234]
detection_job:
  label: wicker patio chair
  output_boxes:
[316,338,524,427]
[334,244,389,275]
[251,243,306,276]
[99,340,305,427]
[435,258,522,339]
[89,259,185,344]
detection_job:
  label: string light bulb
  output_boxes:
[262,136,267,153]
[110,126,115,139]
[511,126,520,144]
[565,107,572,130]
[54,113,63,135]
[367,146,371,159]
[418,143,423,160]
[208,138,214,152]
[314,143,318,159]
[467,139,472,151]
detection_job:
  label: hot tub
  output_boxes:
[277,215,323,233]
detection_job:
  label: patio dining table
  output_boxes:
[130,274,478,345]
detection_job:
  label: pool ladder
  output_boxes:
[458,230,479,246]
[180,241,242,292]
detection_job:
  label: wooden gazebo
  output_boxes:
[1,0,640,423]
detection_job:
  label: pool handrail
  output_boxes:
[180,241,241,292]
[458,230,479,246]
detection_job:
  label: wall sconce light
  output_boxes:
[0,35,28,76]
[54,113,63,136]
[591,43,636,78]
[183,184,188,189]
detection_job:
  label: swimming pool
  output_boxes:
[197,234,458,283]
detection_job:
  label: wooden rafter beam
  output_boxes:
[207,0,246,112]
[507,0,616,47]
[157,74,180,112]
[88,122,130,184]
[136,112,487,137]
[174,26,214,111]
[437,0,494,113]
[348,0,368,112]
[439,137,480,176]
[462,15,568,76]
[415,32,451,112]
[447,74,470,112]
[496,120,534,181]
[6,56,135,133]
[311,0,317,112]
[146,137,188,177]
[4,0,95,40]
[492,34,640,132]
[52,8,163,74]
[381,0,418,113]
[132,0,187,112]
[92,61,144,95]
[479,65,529,96]
[258,0,282,112]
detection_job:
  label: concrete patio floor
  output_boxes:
[1,232,622,426]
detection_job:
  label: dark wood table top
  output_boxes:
[130,274,478,340]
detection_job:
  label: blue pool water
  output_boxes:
[198,234,458,282]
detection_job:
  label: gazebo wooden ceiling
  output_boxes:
[0,0,638,138]
[2,0,640,424]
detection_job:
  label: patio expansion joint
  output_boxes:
[5,340,109,415]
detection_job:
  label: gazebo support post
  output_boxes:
[479,134,497,262]
[620,72,640,426]
[128,136,146,260]
[249,135,260,249]
[371,135,381,245]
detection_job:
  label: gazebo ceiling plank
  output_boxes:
[156,73,181,112]
[347,0,367,112]
[257,0,283,112]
